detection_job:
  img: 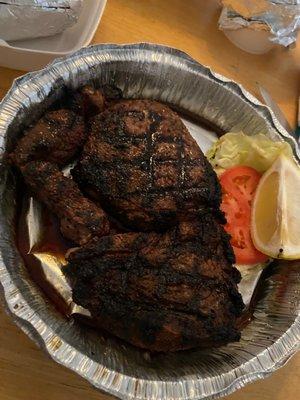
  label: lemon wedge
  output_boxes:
[251,153,300,260]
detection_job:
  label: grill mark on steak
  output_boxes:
[147,111,163,193]
[71,268,238,318]
[74,100,221,231]
[65,215,244,352]
[10,88,245,352]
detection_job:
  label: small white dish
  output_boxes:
[223,27,276,55]
[0,0,107,71]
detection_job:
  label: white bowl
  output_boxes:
[223,27,276,55]
[0,0,107,71]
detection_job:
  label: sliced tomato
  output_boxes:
[220,166,261,208]
[229,223,269,264]
[220,191,248,227]
[219,166,268,265]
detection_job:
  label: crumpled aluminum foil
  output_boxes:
[0,44,299,400]
[0,0,82,42]
[219,0,300,46]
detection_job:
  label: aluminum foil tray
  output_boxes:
[0,43,299,400]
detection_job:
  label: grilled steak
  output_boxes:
[10,109,86,167]
[64,214,243,352]
[11,87,245,352]
[65,214,243,351]
[21,161,109,245]
[9,84,116,167]
[73,100,221,231]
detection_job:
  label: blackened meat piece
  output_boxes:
[11,93,244,352]
[101,84,123,101]
[10,109,85,167]
[73,100,221,231]
[79,85,106,117]
[22,161,110,245]
[64,214,244,352]
[68,84,123,119]
[68,86,105,119]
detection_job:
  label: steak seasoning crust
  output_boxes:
[72,100,222,231]
[65,216,244,352]
[10,85,244,352]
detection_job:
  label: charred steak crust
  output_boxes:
[64,214,243,352]
[64,84,123,119]
[10,109,86,167]
[10,88,245,352]
[21,161,110,245]
[73,100,222,231]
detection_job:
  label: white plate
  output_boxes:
[0,0,107,71]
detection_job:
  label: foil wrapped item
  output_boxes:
[0,0,82,42]
[219,0,300,47]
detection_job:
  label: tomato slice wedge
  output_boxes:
[220,166,261,208]
[219,166,268,265]
[229,223,269,264]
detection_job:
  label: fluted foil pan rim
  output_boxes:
[0,43,299,400]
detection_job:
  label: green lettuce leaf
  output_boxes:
[206,132,293,173]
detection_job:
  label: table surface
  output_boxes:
[0,1,299,399]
